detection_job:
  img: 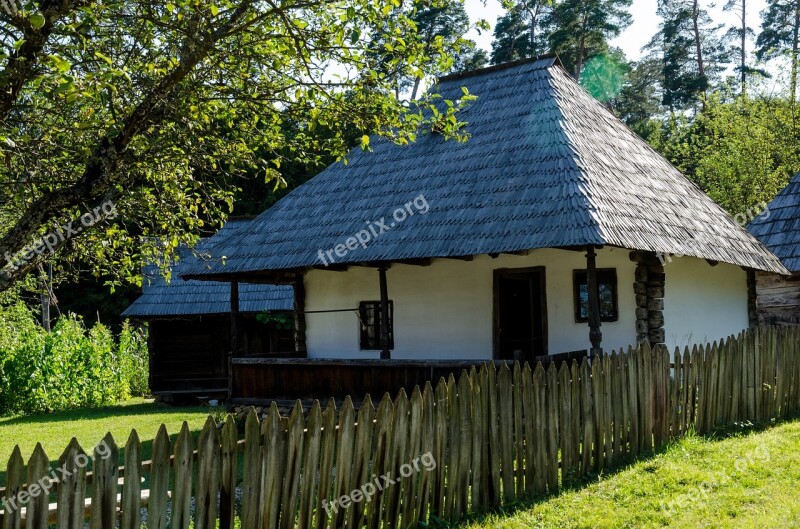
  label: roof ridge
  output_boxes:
[437,54,559,83]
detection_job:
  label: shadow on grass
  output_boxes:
[424,417,793,529]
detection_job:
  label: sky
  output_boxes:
[463,0,769,61]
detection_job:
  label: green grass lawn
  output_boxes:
[0,398,213,487]
[456,420,800,529]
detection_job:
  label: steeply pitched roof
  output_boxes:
[747,173,800,273]
[122,220,294,318]
[182,57,787,278]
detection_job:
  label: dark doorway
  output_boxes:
[494,268,547,362]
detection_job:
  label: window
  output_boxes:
[573,269,618,323]
[359,301,394,350]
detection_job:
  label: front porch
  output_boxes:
[229,351,589,402]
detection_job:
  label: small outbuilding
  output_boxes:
[747,173,800,325]
[122,220,295,398]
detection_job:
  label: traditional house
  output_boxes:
[747,173,800,325]
[182,57,786,401]
[122,220,294,399]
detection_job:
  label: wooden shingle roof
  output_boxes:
[748,173,800,273]
[182,58,787,279]
[122,221,293,318]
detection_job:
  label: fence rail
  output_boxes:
[1,325,799,529]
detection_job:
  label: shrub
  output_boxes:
[0,302,151,416]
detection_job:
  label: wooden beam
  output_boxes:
[312,264,349,272]
[394,258,432,266]
[293,273,308,356]
[379,264,391,360]
[503,250,530,256]
[229,280,240,399]
[585,246,603,356]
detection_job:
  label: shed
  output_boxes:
[122,220,295,398]
[747,173,800,324]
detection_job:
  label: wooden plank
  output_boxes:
[172,423,194,529]
[641,343,653,451]
[384,390,409,526]
[348,396,375,529]
[314,396,336,529]
[220,415,238,529]
[402,387,424,527]
[485,364,501,506]
[497,364,514,503]
[570,361,582,471]
[671,349,681,438]
[559,362,573,479]
[681,347,691,434]
[692,344,704,433]
[366,395,392,529]
[242,408,262,529]
[195,417,221,529]
[580,358,594,475]
[89,433,119,529]
[3,447,23,529]
[147,426,170,529]
[478,367,491,508]
[55,439,87,529]
[279,402,306,529]
[444,374,459,519]
[611,353,623,460]
[513,362,524,496]
[418,382,436,522]
[522,363,536,493]
[432,378,448,517]
[25,443,49,529]
[333,397,356,528]
[469,369,483,511]
[754,327,762,421]
[120,431,142,529]
[626,348,639,457]
[261,403,287,529]
[298,401,322,529]
[591,357,605,472]
[455,372,473,517]
[532,363,547,494]
[545,363,560,491]
[603,353,614,467]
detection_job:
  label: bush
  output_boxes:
[0,302,150,416]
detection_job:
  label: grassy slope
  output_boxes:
[0,398,212,487]
[459,421,800,529]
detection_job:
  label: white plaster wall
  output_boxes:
[304,247,638,359]
[663,257,749,352]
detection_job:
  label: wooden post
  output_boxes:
[229,280,239,399]
[586,246,603,356]
[379,264,391,360]
[294,273,307,356]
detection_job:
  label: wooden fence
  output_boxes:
[1,325,799,529]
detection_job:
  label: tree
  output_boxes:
[724,0,766,96]
[756,0,800,103]
[649,0,730,110]
[650,93,800,214]
[490,0,553,65]
[546,0,632,79]
[613,57,664,139]
[0,0,475,292]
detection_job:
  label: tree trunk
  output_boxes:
[792,2,800,104]
[741,0,747,96]
[691,0,706,110]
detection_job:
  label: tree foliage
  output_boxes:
[756,0,800,102]
[0,0,475,292]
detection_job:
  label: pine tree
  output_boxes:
[649,0,729,111]
[756,0,800,103]
[490,0,553,65]
[546,0,632,79]
[724,0,766,96]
